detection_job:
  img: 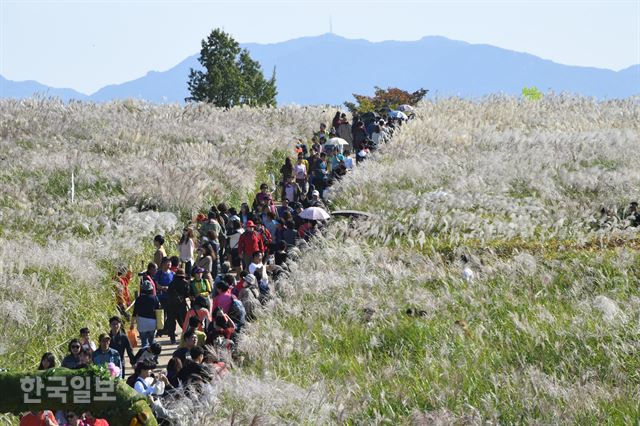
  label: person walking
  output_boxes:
[336,113,353,148]
[194,243,216,275]
[108,316,135,378]
[153,257,174,309]
[78,327,96,355]
[294,156,308,195]
[182,296,212,333]
[227,218,244,271]
[165,268,190,344]
[153,235,167,267]
[131,280,161,348]
[238,274,261,321]
[92,333,122,372]
[237,220,265,270]
[283,176,302,204]
[178,227,195,276]
[189,267,212,306]
[280,157,294,197]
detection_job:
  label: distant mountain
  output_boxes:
[619,64,640,81]
[89,57,194,103]
[0,74,87,101]
[1,34,638,104]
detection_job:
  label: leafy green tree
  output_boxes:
[522,86,543,101]
[344,86,428,114]
[239,51,277,107]
[187,29,277,107]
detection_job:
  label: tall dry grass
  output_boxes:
[221,96,640,424]
[0,97,332,370]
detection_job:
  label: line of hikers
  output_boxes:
[23,109,407,425]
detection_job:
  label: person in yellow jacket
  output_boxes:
[189,267,211,299]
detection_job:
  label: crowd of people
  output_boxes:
[21,109,406,425]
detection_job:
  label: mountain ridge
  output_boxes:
[1,34,637,104]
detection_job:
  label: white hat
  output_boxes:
[244,274,257,286]
[312,190,320,197]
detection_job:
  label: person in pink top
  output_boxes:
[211,278,234,314]
[182,296,212,332]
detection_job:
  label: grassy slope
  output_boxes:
[233,96,640,424]
[0,99,329,374]
[3,97,639,424]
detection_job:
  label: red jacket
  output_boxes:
[298,223,311,238]
[238,230,265,257]
[19,412,57,426]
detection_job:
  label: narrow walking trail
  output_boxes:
[155,334,180,370]
[4,110,405,426]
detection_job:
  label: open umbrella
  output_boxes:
[389,110,408,120]
[324,137,349,155]
[299,206,330,220]
[328,137,349,146]
[397,104,414,112]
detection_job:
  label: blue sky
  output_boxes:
[1,0,638,94]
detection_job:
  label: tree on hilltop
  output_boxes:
[344,86,428,114]
[238,50,278,107]
[187,29,277,107]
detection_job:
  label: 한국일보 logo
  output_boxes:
[20,376,116,404]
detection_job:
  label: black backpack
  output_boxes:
[227,297,246,328]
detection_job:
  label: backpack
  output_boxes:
[258,227,272,245]
[192,307,210,330]
[258,280,271,304]
[227,297,246,328]
[217,222,227,251]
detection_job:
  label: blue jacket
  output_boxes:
[92,347,122,370]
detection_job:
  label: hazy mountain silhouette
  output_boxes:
[0,74,87,101]
[1,34,638,104]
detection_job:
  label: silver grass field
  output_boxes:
[2,96,640,424]
[0,98,327,370]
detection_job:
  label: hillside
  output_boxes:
[1,97,639,424]
[2,34,638,103]
[215,96,640,424]
[0,74,87,101]
[0,98,329,374]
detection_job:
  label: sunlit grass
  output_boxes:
[232,96,640,424]
[0,98,330,373]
